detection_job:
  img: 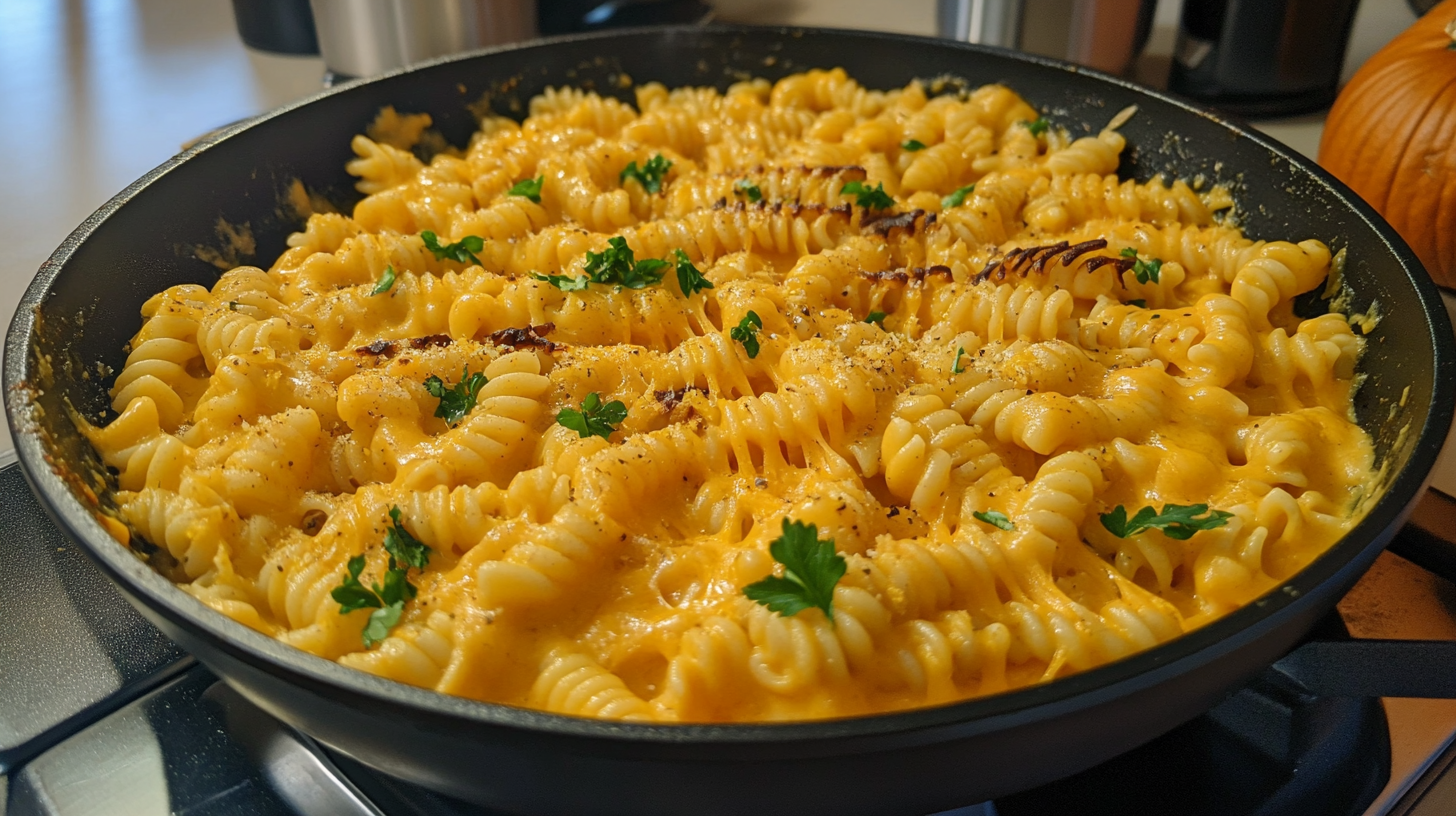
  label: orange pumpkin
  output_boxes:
[1319,2,1456,288]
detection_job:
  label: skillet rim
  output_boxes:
[6,23,1454,747]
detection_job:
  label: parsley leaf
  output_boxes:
[332,505,433,648]
[421,231,485,266]
[1100,503,1233,541]
[582,239,635,281]
[730,311,763,358]
[865,311,887,326]
[743,518,847,623]
[942,184,976,209]
[384,506,432,570]
[371,265,397,296]
[620,258,668,289]
[1024,117,1050,137]
[902,139,927,151]
[841,180,895,211]
[363,602,404,649]
[557,392,628,440]
[583,236,666,290]
[734,179,763,203]
[508,175,544,203]
[1127,299,1147,309]
[972,509,1015,530]
[953,346,968,375]
[531,272,591,291]
[331,555,383,613]
[620,154,672,193]
[534,238,671,291]
[375,565,415,605]
[674,249,714,297]
[376,508,429,610]
[424,365,488,426]
[1120,247,1164,284]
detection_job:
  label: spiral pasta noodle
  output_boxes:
[85,70,1373,723]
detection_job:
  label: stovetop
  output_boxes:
[6,457,1456,816]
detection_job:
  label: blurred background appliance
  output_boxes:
[936,0,1157,76]
[232,0,713,79]
[538,0,714,34]
[230,0,1396,117]
[307,0,538,79]
[937,0,1024,48]
[232,0,320,54]
[1169,0,1364,116]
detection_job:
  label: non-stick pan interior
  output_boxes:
[6,25,1453,801]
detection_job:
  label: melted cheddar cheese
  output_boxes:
[85,70,1373,722]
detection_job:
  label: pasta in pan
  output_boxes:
[86,69,1373,722]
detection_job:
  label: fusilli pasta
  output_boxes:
[85,70,1373,723]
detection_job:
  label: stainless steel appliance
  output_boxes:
[308,0,537,79]
[937,0,1157,75]
[1170,0,1364,116]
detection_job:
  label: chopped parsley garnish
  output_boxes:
[1127,299,1147,309]
[730,311,763,358]
[331,556,382,615]
[674,249,714,297]
[531,272,591,291]
[508,175,544,203]
[972,509,1015,530]
[606,254,668,290]
[953,346,968,374]
[331,506,433,648]
[841,180,895,211]
[585,236,668,289]
[865,311,887,326]
[227,301,239,311]
[1120,247,1164,284]
[620,154,672,193]
[424,365,488,426]
[371,265,397,296]
[532,238,669,291]
[557,392,628,440]
[383,505,432,569]
[942,184,975,209]
[1100,503,1233,540]
[361,601,403,649]
[902,139,927,151]
[421,231,484,266]
[734,179,763,203]
[1024,117,1050,137]
[743,518,846,623]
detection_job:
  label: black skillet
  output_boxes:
[6,25,1454,816]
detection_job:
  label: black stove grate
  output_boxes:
[998,641,1390,815]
